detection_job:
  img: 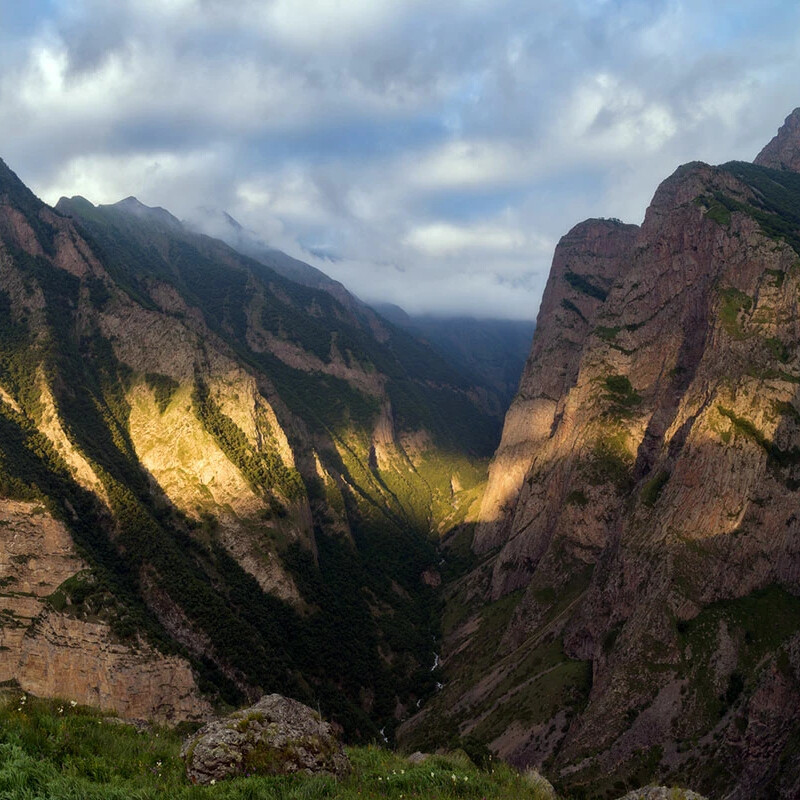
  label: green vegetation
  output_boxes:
[595,325,621,342]
[192,376,304,501]
[718,287,753,339]
[144,372,180,413]
[0,695,554,800]
[720,161,800,255]
[586,427,633,491]
[697,196,731,226]
[717,405,800,479]
[640,470,670,507]
[560,298,587,323]
[565,489,588,507]
[602,374,642,419]
[563,271,608,302]
[675,585,800,738]
[765,268,786,288]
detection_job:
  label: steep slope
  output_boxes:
[400,114,800,799]
[0,159,498,738]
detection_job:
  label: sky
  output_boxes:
[1,1,799,320]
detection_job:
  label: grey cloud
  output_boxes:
[1,0,799,318]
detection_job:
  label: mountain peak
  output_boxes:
[754,107,800,172]
[108,196,182,228]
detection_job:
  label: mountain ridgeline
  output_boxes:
[398,110,800,798]
[0,160,508,740]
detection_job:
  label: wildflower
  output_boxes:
[70,700,77,707]
[451,773,457,782]
[400,769,405,774]
[210,779,216,785]
[430,771,435,777]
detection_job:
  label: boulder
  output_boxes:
[613,788,707,800]
[181,694,351,785]
[522,768,557,799]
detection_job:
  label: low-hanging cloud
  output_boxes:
[1,0,799,319]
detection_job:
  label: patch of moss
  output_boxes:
[603,374,642,418]
[718,287,753,339]
[640,469,670,507]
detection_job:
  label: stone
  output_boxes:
[181,694,351,785]
[613,788,706,800]
[407,751,430,764]
[522,768,557,799]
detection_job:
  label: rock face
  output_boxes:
[754,107,800,172]
[400,110,800,799]
[181,694,351,785]
[0,155,498,738]
[0,498,209,723]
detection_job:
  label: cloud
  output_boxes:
[1,0,800,319]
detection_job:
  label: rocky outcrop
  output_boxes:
[0,499,209,723]
[754,108,800,172]
[614,789,706,800]
[181,694,351,785]
[404,111,800,799]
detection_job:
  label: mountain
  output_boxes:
[186,209,536,410]
[0,159,503,739]
[372,303,535,410]
[399,111,800,799]
[184,206,367,312]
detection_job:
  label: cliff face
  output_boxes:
[0,160,497,733]
[401,113,800,799]
[0,498,209,722]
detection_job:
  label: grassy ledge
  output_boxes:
[0,694,556,800]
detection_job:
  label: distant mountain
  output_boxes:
[0,158,503,740]
[184,207,361,310]
[186,210,535,409]
[373,303,535,409]
[400,110,800,799]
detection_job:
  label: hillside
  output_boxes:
[399,111,800,799]
[372,303,536,410]
[0,158,503,741]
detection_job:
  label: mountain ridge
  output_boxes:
[0,162,506,741]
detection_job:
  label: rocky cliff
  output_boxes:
[0,160,499,735]
[400,112,800,799]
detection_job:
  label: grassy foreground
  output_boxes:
[0,695,554,800]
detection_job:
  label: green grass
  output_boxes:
[0,696,555,800]
[718,288,753,339]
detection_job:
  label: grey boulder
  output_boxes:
[181,693,351,785]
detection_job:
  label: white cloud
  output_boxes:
[2,0,800,319]
[405,221,538,257]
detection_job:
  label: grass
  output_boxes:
[718,288,753,339]
[0,695,555,800]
